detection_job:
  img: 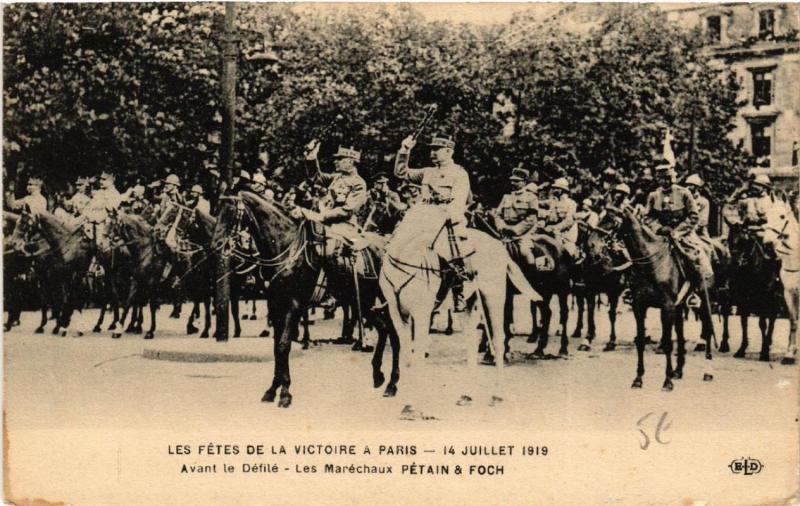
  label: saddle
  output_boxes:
[313,222,381,280]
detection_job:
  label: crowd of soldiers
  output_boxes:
[5,129,800,312]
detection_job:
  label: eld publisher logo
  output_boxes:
[729,458,764,476]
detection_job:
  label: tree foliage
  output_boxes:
[3,3,751,203]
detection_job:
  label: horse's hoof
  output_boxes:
[733,349,746,359]
[480,355,496,366]
[278,392,292,408]
[759,353,771,362]
[456,395,473,407]
[373,372,386,389]
[186,325,198,335]
[262,389,276,403]
[111,332,122,339]
[603,342,616,352]
[571,330,581,338]
[694,342,706,352]
[34,327,44,334]
[59,330,67,337]
[144,331,154,340]
[781,357,796,365]
[259,330,271,338]
[92,325,102,333]
[578,344,590,352]
[673,370,683,380]
[125,327,136,335]
[3,325,11,332]
[444,327,453,336]
[108,323,117,331]
[662,379,674,392]
[526,335,538,344]
[73,331,84,338]
[241,315,250,320]
[233,330,241,338]
[383,384,397,397]
[558,348,568,357]
[51,327,60,335]
[654,345,665,355]
[199,333,209,339]
[302,341,310,350]
[351,341,363,352]
[360,345,374,353]
[719,341,730,353]
[631,378,643,389]
[703,373,714,382]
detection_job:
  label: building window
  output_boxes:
[758,9,775,40]
[752,69,773,107]
[750,120,773,166]
[706,15,721,43]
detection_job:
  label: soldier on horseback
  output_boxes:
[493,166,539,265]
[736,174,773,235]
[292,142,368,244]
[391,132,474,280]
[65,177,91,216]
[543,176,581,263]
[7,176,48,215]
[185,184,211,215]
[363,172,407,233]
[644,163,713,305]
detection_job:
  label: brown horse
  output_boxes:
[573,219,627,352]
[618,205,715,391]
[8,207,96,336]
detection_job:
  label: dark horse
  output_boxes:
[618,205,715,391]
[720,223,783,360]
[469,209,572,357]
[105,211,170,339]
[158,204,217,338]
[572,219,627,352]
[7,207,95,336]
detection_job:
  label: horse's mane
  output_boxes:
[239,191,298,235]
[120,212,152,235]
[35,210,75,236]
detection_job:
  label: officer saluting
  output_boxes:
[292,141,368,242]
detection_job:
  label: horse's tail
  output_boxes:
[507,258,542,302]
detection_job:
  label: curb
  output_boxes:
[142,348,273,363]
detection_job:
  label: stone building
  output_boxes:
[664,3,800,188]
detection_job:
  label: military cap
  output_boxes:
[685,174,704,187]
[190,184,203,195]
[28,177,43,186]
[333,146,361,162]
[510,167,530,182]
[164,174,180,186]
[613,183,631,195]
[429,134,455,150]
[752,174,771,187]
[551,177,570,192]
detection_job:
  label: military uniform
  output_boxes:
[318,170,368,226]
[645,183,713,282]
[544,193,579,257]
[10,193,48,215]
[495,185,539,264]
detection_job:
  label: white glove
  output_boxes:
[304,139,320,161]
[400,135,416,151]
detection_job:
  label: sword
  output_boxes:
[411,104,438,142]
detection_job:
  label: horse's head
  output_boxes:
[6,204,39,253]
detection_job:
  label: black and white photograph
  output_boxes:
[2,2,799,504]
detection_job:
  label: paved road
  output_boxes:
[4,304,798,505]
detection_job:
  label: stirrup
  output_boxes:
[686,293,701,309]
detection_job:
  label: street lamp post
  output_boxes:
[214,3,280,341]
[214,2,238,341]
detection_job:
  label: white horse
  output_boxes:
[378,205,540,418]
[762,202,799,364]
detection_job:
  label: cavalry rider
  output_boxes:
[543,176,580,262]
[644,162,713,304]
[249,172,269,199]
[737,174,773,232]
[576,197,600,228]
[159,173,184,209]
[185,184,211,215]
[684,174,710,238]
[601,183,632,226]
[65,177,91,216]
[291,141,368,244]
[391,132,474,279]
[7,176,48,215]
[123,184,148,215]
[363,172,407,233]
[493,166,539,265]
[83,171,121,223]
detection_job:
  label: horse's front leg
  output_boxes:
[759,315,775,362]
[200,298,211,338]
[144,296,157,339]
[277,306,300,408]
[631,304,647,388]
[674,308,686,379]
[571,293,584,338]
[660,307,675,391]
[734,312,749,358]
[558,292,569,356]
[186,300,199,335]
[94,302,107,333]
[262,306,284,403]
